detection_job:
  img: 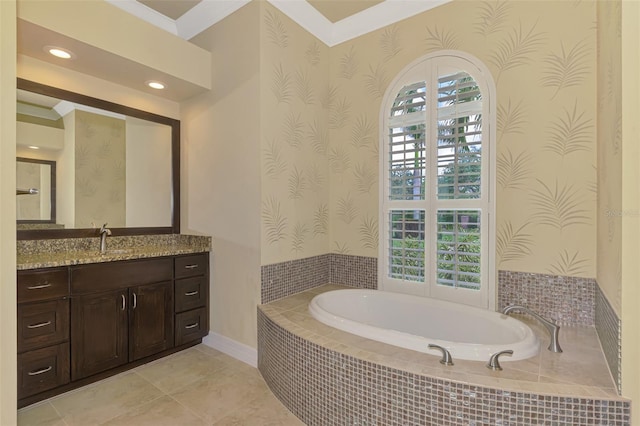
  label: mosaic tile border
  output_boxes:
[258,308,630,426]
[498,270,596,326]
[261,254,331,304]
[262,258,598,326]
[261,254,377,304]
[595,283,622,394]
[329,253,377,289]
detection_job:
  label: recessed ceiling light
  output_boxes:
[44,46,75,59]
[146,81,165,90]
[28,145,40,150]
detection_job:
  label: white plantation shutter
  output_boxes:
[380,53,494,308]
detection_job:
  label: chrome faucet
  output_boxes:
[486,350,513,371]
[99,223,111,253]
[428,344,454,366]
[502,305,563,353]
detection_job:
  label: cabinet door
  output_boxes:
[71,291,128,380]
[129,281,174,361]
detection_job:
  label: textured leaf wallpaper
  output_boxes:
[74,110,126,228]
[260,4,330,264]
[260,1,600,279]
[596,0,622,313]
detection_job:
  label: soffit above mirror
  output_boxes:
[17,0,211,102]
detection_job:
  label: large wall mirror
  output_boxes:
[17,78,180,239]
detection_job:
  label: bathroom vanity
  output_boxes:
[17,244,210,408]
[14,79,212,408]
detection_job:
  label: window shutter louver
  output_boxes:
[381,55,492,308]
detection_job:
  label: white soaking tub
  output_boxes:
[309,289,539,362]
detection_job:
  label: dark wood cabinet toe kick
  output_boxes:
[17,252,210,408]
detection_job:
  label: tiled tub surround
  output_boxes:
[261,254,330,304]
[16,234,211,270]
[258,285,630,426]
[498,271,596,327]
[595,285,622,394]
[262,254,377,304]
[262,255,596,329]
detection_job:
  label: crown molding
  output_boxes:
[177,0,252,40]
[108,0,452,46]
[330,0,452,46]
[266,0,334,45]
[53,100,126,120]
[105,0,178,35]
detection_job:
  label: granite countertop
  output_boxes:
[17,234,211,270]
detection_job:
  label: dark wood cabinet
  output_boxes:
[129,281,174,361]
[18,252,209,408]
[17,267,70,401]
[71,290,128,380]
[174,254,209,345]
[18,343,69,400]
[70,258,174,379]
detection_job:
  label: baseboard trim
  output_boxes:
[202,331,258,368]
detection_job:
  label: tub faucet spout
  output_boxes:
[428,344,454,366]
[502,305,562,353]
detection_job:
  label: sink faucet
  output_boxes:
[502,305,562,353]
[99,223,111,253]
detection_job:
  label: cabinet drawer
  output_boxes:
[175,277,207,313]
[18,342,70,400]
[71,257,173,294]
[175,307,208,346]
[18,269,69,303]
[174,254,208,279]
[18,299,69,353]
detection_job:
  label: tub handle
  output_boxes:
[486,349,514,371]
[427,344,454,366]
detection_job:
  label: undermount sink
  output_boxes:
[100,248,133,255]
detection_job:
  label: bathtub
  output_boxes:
[308,289,539,362]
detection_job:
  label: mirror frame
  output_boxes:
[16,157,57,224]
[17,78,180,240]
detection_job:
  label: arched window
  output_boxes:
[379,52,496,309]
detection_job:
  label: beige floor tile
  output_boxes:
[193,343,224,358]
[170,368,270,424]
[17,402,65,426]
[212,391,304,426]
[49,372,163,426]
[102,395,206,426]
[214,352,260,375]
[135,347,229,393]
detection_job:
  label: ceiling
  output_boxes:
[138,0,203,20]
[17,0,450,103]
[139,0,386,24]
